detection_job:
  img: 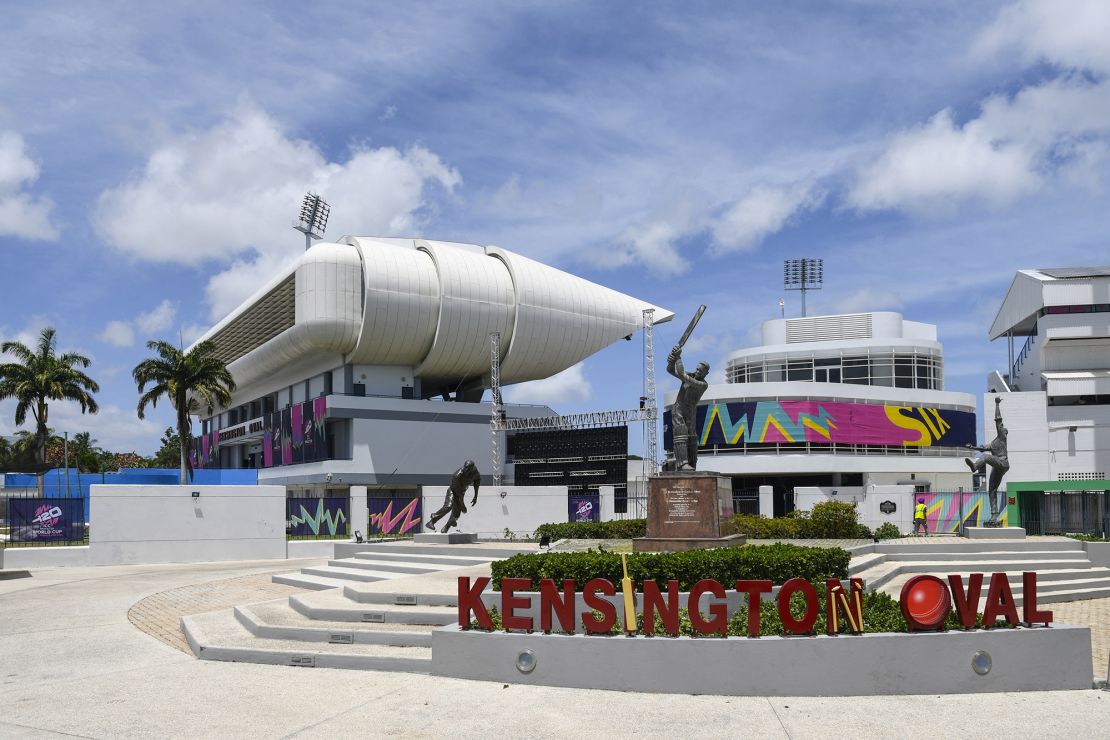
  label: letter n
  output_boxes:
[539,579,577,633]
[642,580,680,636]
[825,578,864,634]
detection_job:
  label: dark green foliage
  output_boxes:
[731,500,871,539]
[874,522,902,540]
[533,519,647,541]
[490,543,850,591]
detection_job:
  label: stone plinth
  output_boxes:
[965,526,1026,540]
[414,532,477,544]
[634,473,741,552]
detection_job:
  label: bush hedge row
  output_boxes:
[490,543,850,591]
[474,589,993,635]
[533,519,647,541]
[731,500,872,539]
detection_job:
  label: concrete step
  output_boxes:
[880,569,1110,605]
[300,565,392,583]
[182,609,431,672]
[848,553,887,576]
[875,539,1083,554]
[881,550,1087,562]
[342,586,460,607]
[891,559,1093,574]
[340,543,533,559]
[271,572,350,591]
[349,551,492,567]
[290,588,458,625]
[235,600,434,647]
[327,558,440,575]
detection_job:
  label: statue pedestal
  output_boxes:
[414,532,477,544]
[964,527,1026,540]
[633,472,746,552]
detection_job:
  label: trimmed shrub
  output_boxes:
[874,522,902,540]
[731,514,805,539]
[532,519,647,541]
[490,543,850,591]
[806,500,869,538]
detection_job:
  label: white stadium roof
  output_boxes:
[191,237,673,395]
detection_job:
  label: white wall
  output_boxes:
[89,485,286,565]
[422,485,568,539]
[794,485,916,532]
[987,392,1050,485]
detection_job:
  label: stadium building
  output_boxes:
[188,236,671,510]
[664,311,977,516]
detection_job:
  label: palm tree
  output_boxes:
[0,328,99,491]
[133,340,235,484]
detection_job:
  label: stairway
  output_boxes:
[182,541,532,672]
[849,537,1110,605]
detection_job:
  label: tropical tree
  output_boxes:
[133,340,235,484]
[0,328,99,491]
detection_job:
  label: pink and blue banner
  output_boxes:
[668,400,976,450]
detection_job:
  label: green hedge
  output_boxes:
[533,519,647,541]
[490,543,850,591]
[732,501,872,539]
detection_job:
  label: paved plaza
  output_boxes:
[1,558,1109,739]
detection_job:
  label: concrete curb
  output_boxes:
[432,624,1094,695]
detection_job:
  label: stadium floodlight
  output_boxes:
[783,258,823,317]
[293,192,331,250]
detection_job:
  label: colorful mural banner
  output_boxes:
[10,498,85,542]
[568,494,600,523]
[191,397,328,469]
[670,400,976,449]
[287,497,349,537]
[368,497,422,535]
[919,492,1008,533]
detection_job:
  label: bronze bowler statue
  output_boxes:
[426,460,481,533]
[667,306,710,471]
[965,396,1010,525]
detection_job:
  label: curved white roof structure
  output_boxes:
[191,237,673,395]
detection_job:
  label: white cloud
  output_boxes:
[0,400,169,456]
[502,363,593,407]
[380,105,398,121]
[135,299,176,335]
[180,322,209,346]
[98,320,135,348]
[711,182,822,254]
[975,0,1110,75]
[593,196,703,276]
[0,131,58,241]
[848,109,1039,213]
[93,106,461,320]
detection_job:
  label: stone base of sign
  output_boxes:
[633,534,747,553]
[642,473,734,553]
[431,624,1093,695]
[414,532,477,544]
[965,526,1026,540]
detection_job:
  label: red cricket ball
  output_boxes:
[905,577,951,626]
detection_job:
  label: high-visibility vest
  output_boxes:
[914,503,927,520]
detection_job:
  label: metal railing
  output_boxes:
[613,494,647,519]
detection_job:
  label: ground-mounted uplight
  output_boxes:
[515,649,537,674]
[971,650,992,676]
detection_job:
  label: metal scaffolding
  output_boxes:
[489,331,504,491]
[642,308,659,476]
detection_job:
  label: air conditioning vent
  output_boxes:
[785,313,873,343]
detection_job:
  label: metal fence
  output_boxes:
[2,496,88,547]
[1021,490,1108,537]
[614,494,647,519]
[732,488,759,516]
[286,496,350,539]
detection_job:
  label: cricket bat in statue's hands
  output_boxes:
[620,554,636,633]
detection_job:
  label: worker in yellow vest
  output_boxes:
[913,498,928,536]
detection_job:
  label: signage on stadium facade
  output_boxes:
[217,418,265,443]
[457,572,1053,636]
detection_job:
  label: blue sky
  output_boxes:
[2,1,1109,455]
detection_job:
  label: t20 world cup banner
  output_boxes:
[10,498,85,543]
[665,400,976,450]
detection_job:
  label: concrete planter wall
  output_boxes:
[432,624,1093,696]
[1084,541,1110,568]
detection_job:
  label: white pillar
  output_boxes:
[758,485,773,518]
[349,485,368,539]
[599,485,615,521]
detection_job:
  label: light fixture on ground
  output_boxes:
[783,258,823,317]
[292,192,331,251]
[971,650,992,675]
[515,649,537,673]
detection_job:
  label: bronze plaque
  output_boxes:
[646,474,731,539]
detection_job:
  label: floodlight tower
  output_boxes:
[783,258,823,317]
[293,192,331,250]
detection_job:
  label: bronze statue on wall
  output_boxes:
[965,396,1010,525]
[426,459,481,533]
[667,306,710,472]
